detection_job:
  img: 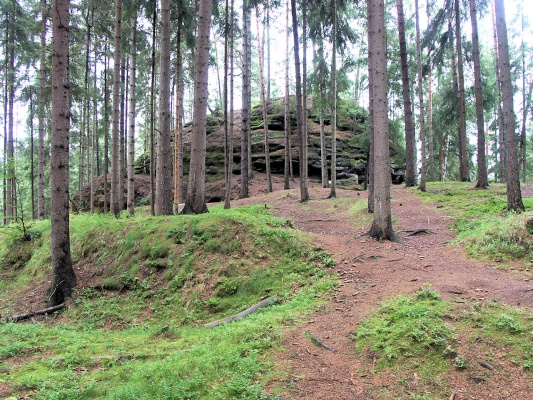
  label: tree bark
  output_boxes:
[127,8,137,217]
[329,0,337,199]
[49,0,76,306]
[284,0,290,190]
[366,0,374,213]
[367,0,396,241]
[469,0,488,189]
[155,0,173,215]
[256,7,272,193]
[415,0,426,192]
[455,0,470,182]
[396,0,417,188]
[240,0,251,199]
[291,0,309,202]
[38,0,47,220]
[182,0,213,214]
[492,2,505,183]
[495,0,524,212]
[111,0,122,216]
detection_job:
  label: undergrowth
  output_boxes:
[415,182,533,262]
[0,204,337,399]
[353,287,533,398]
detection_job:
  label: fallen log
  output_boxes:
[204,296,277,328]
[1,303,65,323]
[404,228,432,237]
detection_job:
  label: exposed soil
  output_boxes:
[233,176,533,400]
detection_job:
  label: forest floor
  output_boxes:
[233,174,533,400]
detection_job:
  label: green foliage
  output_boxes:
[0,205,337,398]
[353,288,533,397]
[416,182,533,261]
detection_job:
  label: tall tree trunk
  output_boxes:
[226,0,235,207]
[301,0,309,200]
[127,8,137,217]
[256,7,272,193]
[224,0,232,208]
[320,108,328,188]
[29,91,36,219]
[149,5,157,216]
[266,2,271,101]
[428,60,435,182]
[38,0,47,220]
[396,0,417,187]
[111,0,122,215]
[469,0,488,189]
[495,0,524,212]
[90,54,97,214]
[520,8,528,183]
[104,47,110,213]
[291,0,309,202]
[79,11,92,196]
[492,1,505,183]
[367,0,374,213]
[240,0,251,198]
[455,0,469,181]
[49,0,75,306]
[182,0,213,214]
[367,0,396,241]
[284,0,290,190]
[5,18,15,223]
[155,0,173,215]
[415,0,427,192]
[119,58,127,211]
[174,16,184,212]
[329,0,337,199]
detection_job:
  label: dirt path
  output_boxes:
[235,180,533,399]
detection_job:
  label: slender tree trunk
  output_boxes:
[6,19,15,223]
[224,0,232,208]
[182,0,213,214]
[329,0,337,199]
[455,0,470,181]
[367,0,374,213]
[492,1,505,183]
[495,0,524,212]
[29,91,36,219]
[302,0,309,199]
[174,16,184,212]
[119,58,127,211]
[396,0,417,187]
[240,0,251,198]
[520,8,528,183]
[104,48,110,213]
[469,0,488,189]
[256,7,272,193]
[149,5,157,215]
[415,0,427,192]
[320,109,328,188]
[90,55,97,214]
[367,0,396,241]
[38,0,47,220]
[284,0,290,190]
[266,2,271,101]
[155,0,173,215]
[291,0,309,202]
[79,12,92,196]
[127,8,137,217]
[428,61,435,182]
[111,0,122,215]
[49,0,75,306]
[226,0,235,207]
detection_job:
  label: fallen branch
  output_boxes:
[1,303,65,323]
[477,359,495,370]
[204,296,277,328]
[404,228,432,237]
[305,331,337,353]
